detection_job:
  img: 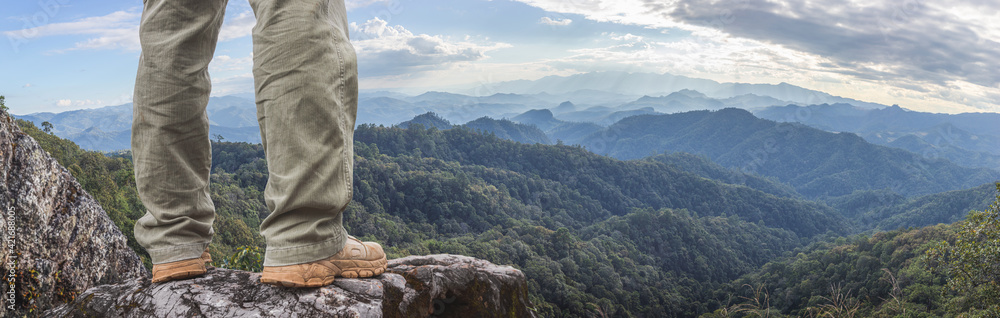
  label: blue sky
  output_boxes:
[2,0,999,115]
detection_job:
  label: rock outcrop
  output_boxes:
[46,254,537,317]
[0,111,149,316]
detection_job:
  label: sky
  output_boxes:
[1,0,999,115]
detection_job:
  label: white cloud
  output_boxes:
[210,73,255,96]
[4,10,139,39]
[55,99,102,108]
[346,0,394,10]
[22,84,32,88]
[3,10,142,52]
[349,18,511,77]
[210,54,253,72]
[539,17,573,26]
[66,26,140,51]
[219,10,255,41]
[358,60,578,95]
[6,6,254,53]
[511,0,1000,112]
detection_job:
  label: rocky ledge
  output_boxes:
[45,254,536,318]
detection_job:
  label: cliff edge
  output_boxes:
[0,110,149,316]
[46,254,536,317]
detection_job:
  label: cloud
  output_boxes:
[511,0,1000,111]
[5,6,254,53]
[22,84,32,88]
[210,54,253,72]
[349,18,511,77]
[660,0,1000,88]
[55,99,102,108]
[539,17,572,26]
[210,73,255,96]
[218,10,255,41]
[4,10,142,51]
[346,0,394,11]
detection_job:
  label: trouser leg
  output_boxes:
[132,0,227,264]
[249,0,358,266]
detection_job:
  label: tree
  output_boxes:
[925,183,1000,314]
[42,121,54,133]
[0,95,7,112]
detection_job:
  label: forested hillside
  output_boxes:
[464,116,552,145]
[19,113,998,317]
[822,183,997,232]
[755,103,1000,169]
[213,124,844,316]
[706,191,1000,317]
[863,183,997,231]
[353,123,847,237]
[645,152,800,199]
[22,118,849,316]
[581,108,1000,199]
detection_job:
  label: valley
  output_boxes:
[12,71,1000,317]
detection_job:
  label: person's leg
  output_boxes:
[249,0,359,267]
[132,0,227,271]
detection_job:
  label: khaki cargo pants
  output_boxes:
[132,0,357,266]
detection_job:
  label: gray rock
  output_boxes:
[45,254,537,318]
[0,110,149,316]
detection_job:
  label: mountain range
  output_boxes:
[475,71,886,109]
[23,72,1000,178]
[13,71,881,151]
[756,103,1000,169]
[573,108,1000,199]
[17,72,1000,199]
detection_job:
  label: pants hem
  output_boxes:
[263,236,346,267]
[148,241,211,265]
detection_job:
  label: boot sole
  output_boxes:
[260,257,388,288]
[151,251,213,283]
[332,258,388,279]
[151,263,208,283]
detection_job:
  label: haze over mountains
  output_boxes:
[474,71,885,109]
[19,72,1000,184]
[756,103,1000,169]
[18,71,883,150]
[17,70,1000,178]
[574,108,999,198]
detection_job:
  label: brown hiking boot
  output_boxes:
[151,249,213,283]
[260,236,387,287]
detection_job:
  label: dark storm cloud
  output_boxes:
[656,0,1000,88]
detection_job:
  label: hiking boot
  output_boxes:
[151,249,213,283]
[260,236,387,287]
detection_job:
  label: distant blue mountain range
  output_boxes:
[17,71,1000,171]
